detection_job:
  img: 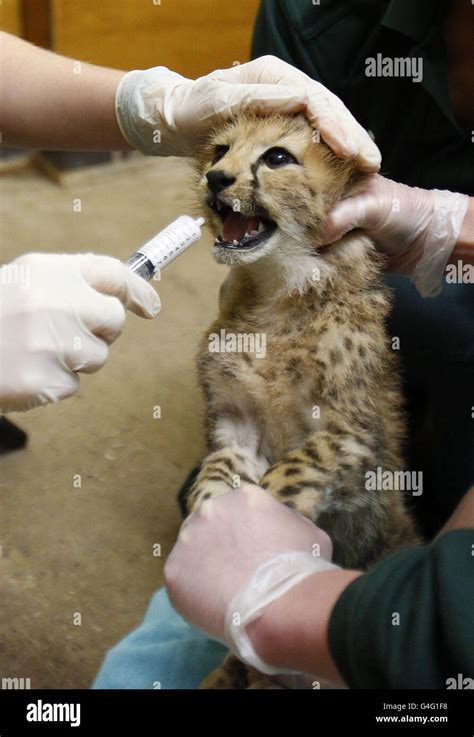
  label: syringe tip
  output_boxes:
[195,216,205,227]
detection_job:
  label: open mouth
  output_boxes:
[207,197,277,250]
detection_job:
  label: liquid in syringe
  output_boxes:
[125,215,205,280]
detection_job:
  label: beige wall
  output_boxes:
[1,0,260,78]
[0,0,22,36]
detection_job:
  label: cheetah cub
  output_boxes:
[188,113,419,688]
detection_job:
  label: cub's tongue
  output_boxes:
[223,212,260,243]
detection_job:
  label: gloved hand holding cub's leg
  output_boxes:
[0,253,160,412]
[164,484,349,680]
[321,175,472,297]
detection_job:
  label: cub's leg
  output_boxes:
[186,414,268,513]
[260,430,419,568]
[186,414,273,689]
[199,654,272,689]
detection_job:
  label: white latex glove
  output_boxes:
[165,484,336,674]
[320,175,469,298]
[115,55,381,171]
[0,253,160,412]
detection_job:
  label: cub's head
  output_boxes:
[195,113,359,266]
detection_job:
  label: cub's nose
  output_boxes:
[206,170,236,194]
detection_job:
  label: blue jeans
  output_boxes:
[93,588,227,689]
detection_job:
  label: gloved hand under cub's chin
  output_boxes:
[0,253,160,412]
[320,175,469,298]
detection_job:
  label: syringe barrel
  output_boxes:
[125,215,204,280]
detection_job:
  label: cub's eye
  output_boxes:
[261,147,298,169]
[212,144,229,164]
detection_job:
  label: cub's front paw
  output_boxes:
[260,452,329,521]
[186,477,234,514]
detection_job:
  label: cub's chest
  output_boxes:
[209,326,325,399]
[210,318,360,385]
[207,333,329,454]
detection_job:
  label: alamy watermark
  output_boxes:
[365,467,423,496]
[0,263,30,288]
[445,674,474,689]
[208,329,266,358]
[26,700,80,728]
[365,54,423,83]
[1,676,31,689]
[445,260,473,285]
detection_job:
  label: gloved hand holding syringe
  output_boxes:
[125,215,205,281]
[0,215,205,412]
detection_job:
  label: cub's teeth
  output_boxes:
[257,221,266,233]
[233,239,239,245]
[244,231,250,238]
[249,230,259,236]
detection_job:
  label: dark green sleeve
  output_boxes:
[251,0,323,83]
[328,530,474,688]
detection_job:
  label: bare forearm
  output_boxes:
[247,568,362,685]
[448,197,474,265]
[0,31,131,151]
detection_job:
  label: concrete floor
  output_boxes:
[0,155,226,687]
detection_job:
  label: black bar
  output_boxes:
[0,689,472,735]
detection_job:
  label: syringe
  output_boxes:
[125,215,205,280]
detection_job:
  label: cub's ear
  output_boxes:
[343,171,370,199]
[192,144,213,175]
[315,145,360,207]
[326,147,363,202]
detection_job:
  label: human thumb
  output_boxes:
[319,196,369,245]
